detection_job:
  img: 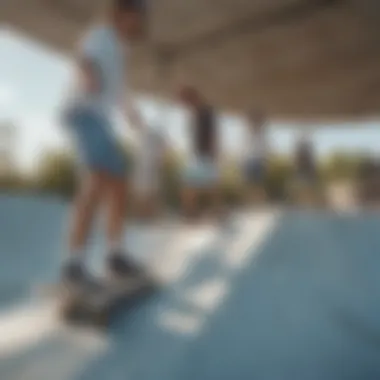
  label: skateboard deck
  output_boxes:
[38,275,156,327]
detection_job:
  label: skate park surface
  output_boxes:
[0,195,380,380]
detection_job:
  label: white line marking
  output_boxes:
[4,327,108,380]
[224,211,279,270]
[184,277,229,312]
[0,299,109,360]
[158,210,281,336]
[158,310,204,336]
[0,301,60,358]
[152,225,218,284]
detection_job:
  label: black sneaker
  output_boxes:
[61,261,101,293]
[62,261,85,283]
[107,253,143,279]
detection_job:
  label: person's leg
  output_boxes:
[243,160,255,205]
[249,185,267,205]
[245,160,266,205]
[68,172,107,257]
[181,159,200,219]
[135,193,148,220]
[294,174,311,205]
[64,172,107,281]
[93,139,147,277]
[105,176,147,277]
[139,193,160,220]
[207,161,223,217]
[63,171,107,281]
[105,176,128,255]
[148,167,163,219]
[63,107,136,280]
[61,108,113,283]
[203,185,223,220]
[182,187,198,219]
[302,175,319,206]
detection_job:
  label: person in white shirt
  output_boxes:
[242,111,269,204]
[134,126,168,219]
[178,86,222,220]
[61,0,147,287]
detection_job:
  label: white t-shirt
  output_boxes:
[244,128,268,161]
[66,24,127,116]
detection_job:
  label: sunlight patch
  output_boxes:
[158,310,203,336]
[184,277,229,312]
[0,299,108,362]
[154,226,217,283]
[0,300,60,358]
[224,211,278,270]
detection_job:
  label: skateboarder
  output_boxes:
[242,110,269,204]
[291,134,319,204]
[178,86,222,219]
[61,0,147,287]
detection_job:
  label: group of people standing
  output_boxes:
[59,0,317,288]
[132,86,270,221]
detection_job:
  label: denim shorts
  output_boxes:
[62,107,128,179]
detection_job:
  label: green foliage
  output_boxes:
[33,150,76,198]
[322,152,365,183]
[0,147,370,205]
[0,172,30,192]
[265,155,293,200]
[161,149,182,209]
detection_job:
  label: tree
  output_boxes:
[321,152,362,182]
[33,150,76,198]
[265,155,293,200]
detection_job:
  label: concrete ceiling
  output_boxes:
[1,0,380,120]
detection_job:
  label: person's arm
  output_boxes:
[75,29,105,96]
[76,57,102,95]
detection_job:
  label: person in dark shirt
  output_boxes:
[295,137,317,182]
[242,110,269,204]
[178,86,221,218]
[292,134,319,204]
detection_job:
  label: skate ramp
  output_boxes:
[0,195,380,380]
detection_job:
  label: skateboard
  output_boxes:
[38,275,156,327]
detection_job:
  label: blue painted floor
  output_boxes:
[1,195,380,380]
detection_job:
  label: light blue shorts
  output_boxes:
[63,107,128,179]
[182,157,219,188]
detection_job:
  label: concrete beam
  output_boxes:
[1,0,380,120]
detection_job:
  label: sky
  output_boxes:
[1,26,380,173]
